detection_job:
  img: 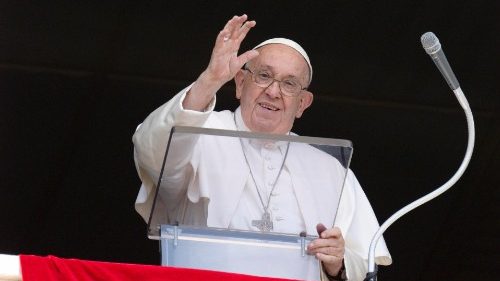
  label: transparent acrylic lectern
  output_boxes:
[147,126,353,280]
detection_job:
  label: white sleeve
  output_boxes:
[336,170,392,281]
[132,84,216,222]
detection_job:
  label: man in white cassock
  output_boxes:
[133,14,392,281]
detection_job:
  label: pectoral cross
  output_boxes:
[252,211,273,232]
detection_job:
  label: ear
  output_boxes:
[234,70,246,100]
[295,90,314,118]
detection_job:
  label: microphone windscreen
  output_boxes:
[421,32,441,54]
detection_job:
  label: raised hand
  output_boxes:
[205,14,259,86]
[184,14,258,111]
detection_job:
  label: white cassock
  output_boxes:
[133,85,392,281]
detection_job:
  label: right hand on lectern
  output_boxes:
[307,223,346,278]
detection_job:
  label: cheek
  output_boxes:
[239,92,261,115]
[285,100,302,118]
[240,94,254,108]
[243,91,263,106]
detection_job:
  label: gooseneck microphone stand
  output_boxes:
[364,32,475,281]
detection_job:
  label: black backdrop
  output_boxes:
[0,1,498,280]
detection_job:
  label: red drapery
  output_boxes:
[20,255,299,281]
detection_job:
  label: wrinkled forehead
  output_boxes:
[248,45,309,86]
[252,38,313,84]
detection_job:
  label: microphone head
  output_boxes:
[421,32,441,54]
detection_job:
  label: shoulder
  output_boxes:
[204,110,236,129]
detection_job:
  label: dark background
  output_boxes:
[0,1,498,280]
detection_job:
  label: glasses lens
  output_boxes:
[249,68,303,96]
[281,79,301,96]
[253,70,272,85]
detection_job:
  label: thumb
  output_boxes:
[316,223,327,236]
[235,49,259,69]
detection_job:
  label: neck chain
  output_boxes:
[234,113,290,232]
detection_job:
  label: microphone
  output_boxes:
[420,32,460,90]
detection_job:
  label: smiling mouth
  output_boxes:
[259,102,279,111]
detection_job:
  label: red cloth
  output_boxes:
[20,255,299,281]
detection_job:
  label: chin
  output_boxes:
[248,115,288,134]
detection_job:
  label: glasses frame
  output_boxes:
[243,67,307,97]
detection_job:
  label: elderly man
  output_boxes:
[133,14,391,281]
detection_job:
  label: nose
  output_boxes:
[264,80,282,99]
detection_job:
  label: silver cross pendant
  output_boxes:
[252,211,273,232]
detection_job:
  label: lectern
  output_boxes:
[147,126,353,280]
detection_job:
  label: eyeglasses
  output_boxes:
[244,67,306,97]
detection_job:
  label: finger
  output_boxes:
[315,252,343,265]
[235,49,259,68]
[226,14,248,38]
[309,245,344,257]
[215,30,231,47]
[307,239,343,252]
[232,14,248,29]
[236,20,256,43]
[307,245,345,255]
[216,15,249,48]
[320,227,343,239]
[221,15,239,33]
[216,15,240,45]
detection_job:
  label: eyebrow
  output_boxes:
[255,64,301,80]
